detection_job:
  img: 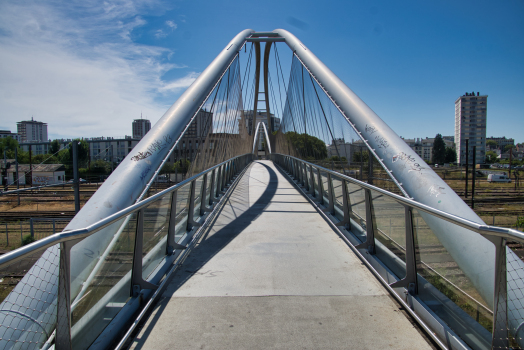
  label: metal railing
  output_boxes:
[271,153,524,350]
[0,153,254,350]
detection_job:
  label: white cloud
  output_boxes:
[166,20,177,29]
[0,0,188,139]
[159,72,200,92]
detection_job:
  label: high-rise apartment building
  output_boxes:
[132,117,151,139]
[17,118,48,143]
[454,92,487,165]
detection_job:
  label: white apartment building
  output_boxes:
[455,92,487,165]
[17,118,48,143]
[0,130,20,142]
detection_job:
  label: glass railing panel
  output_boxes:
[370,188,406,278]
[347,181,367,239]
[192,176,204,219]
[175,184,191,242]
[412,209,493,349]
[70,213,136,349]
[141,193,172,279]
[331,175,344,221]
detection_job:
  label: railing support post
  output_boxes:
[492,237,509,349]
[335,180,351,228]
[316,166,324,205]
[209,169,216,205]
[166,191,186,255]
[131,209,158,297]
[200,173,209,215]
[307,165,315,194]
[389,206,418,296]
[56,239,79,350]
[322,173,335,215]
[355,189,376,254]
[187,179,202,230]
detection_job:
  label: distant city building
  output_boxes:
[0,130,20,142]
[132,117,151,139]
[168,109,213,162]
[455,92,487,165]
[327,138,355,163]
[19,136,140,163]
[486,136,514,151]
[442,135,455,143]
[401,137,455,162]
[17,118,48,143]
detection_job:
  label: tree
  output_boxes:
[284,132,327,160]
[432,134,446,164]
[504,144,515,152]
[485,151,498,164]
[352,150,369,163]
[0,137,19,155]
[486,140,497,149]
[67,139,89,167]
[444,147,456,163]
[49,139,61,155]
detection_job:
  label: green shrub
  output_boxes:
[21,235,36,246]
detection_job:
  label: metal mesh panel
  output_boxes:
[0,246,59,349]
[493,242,524,349]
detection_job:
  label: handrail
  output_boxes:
[0,153,253,270]
[276,153,524,244]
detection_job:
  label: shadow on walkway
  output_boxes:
[130,161,281,349]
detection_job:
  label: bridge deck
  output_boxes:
[129,160,433,349]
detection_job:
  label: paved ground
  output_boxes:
[129,160,433,350]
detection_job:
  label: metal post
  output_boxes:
[323,173,335,215]
[200,173,209,216]
[209,169,216,205]
[187,179,200,231]
[356,189,376,254]
[491,237,509,349]
[360,146,363,181]
[368,152,373,185]
[56,241,75,350]
[307,165,315,195]
[130,209,158,297]
[15,147,19,206]
[72,141,80,213]
[316,166,324,205]
[166,191,186,255]
[465,139,469,198]
[390,206,418,296]
[53,219,56,235]
[30,218,34,238]
[5,223,8,247]
[472,146,476,209]
[335,180,351,228]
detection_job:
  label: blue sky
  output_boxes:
[0,0,522,143]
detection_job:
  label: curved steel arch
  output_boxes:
[252,121,272,155]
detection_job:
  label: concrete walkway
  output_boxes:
[129,160,433,350]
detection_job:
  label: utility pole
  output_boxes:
[15,148,19,205]
[28,145,32,187]
[73,141,80,213]
[509,147,513,177]
[465,139,469,198]
[472,146,476,209]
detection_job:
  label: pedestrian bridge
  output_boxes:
[0,29,523,350]
[129,160,432,350]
